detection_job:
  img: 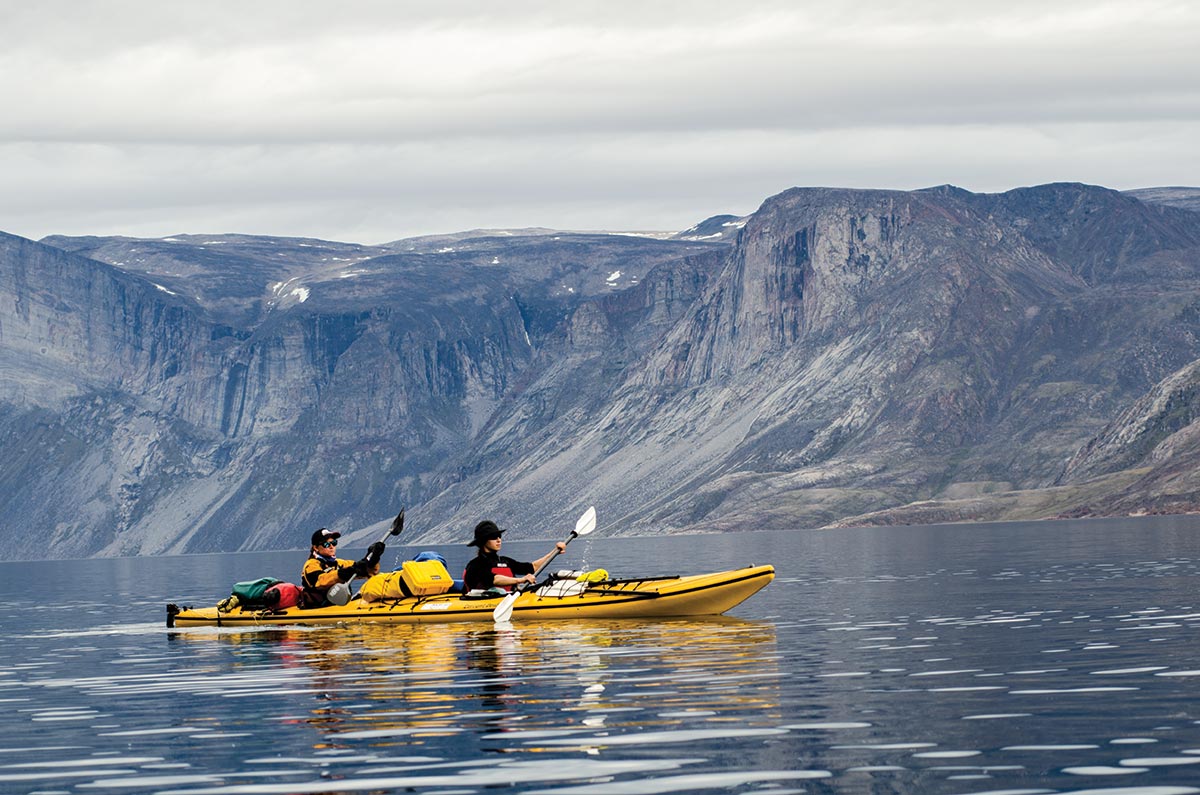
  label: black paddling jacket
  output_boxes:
[463,553,534,592]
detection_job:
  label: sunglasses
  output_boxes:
[320,539,338,548]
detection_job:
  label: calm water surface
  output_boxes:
[3,516,1200,795]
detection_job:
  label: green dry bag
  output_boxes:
[230,577,281,604]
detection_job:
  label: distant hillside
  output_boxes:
[671,215,748,242]
[1125,187,1200,213]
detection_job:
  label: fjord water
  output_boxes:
[4,517,1200,795]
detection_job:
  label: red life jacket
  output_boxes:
[491,563,514,591]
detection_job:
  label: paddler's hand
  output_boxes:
[554,542,567,554]
[520,573,537,585]
[366,541,386,565]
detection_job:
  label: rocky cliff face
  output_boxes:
[3,182,1199,559]
[0,229,724,557]
[414,184,1200,539]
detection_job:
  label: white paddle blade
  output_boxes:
[575,506,597,537]
[492,592,518,623]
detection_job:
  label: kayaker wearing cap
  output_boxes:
[300,528,385,607]
[462,520,567,593]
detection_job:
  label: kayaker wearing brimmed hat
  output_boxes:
[462,520,567,593]
[301,527,385,607]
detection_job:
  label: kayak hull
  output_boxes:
[167,564,774,627]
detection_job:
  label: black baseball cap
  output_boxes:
[311,527,341,546]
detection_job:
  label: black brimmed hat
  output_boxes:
[467,520,504,547]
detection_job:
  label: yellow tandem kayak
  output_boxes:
[166,565,775,627]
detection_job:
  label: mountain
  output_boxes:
[3,182,1200,559]
[415,183,1200,538]
[0,228,725,558]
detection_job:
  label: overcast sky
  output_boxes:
[2,0,1197,244]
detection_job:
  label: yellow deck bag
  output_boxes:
[359,571,405,602]
[401,559,453,596]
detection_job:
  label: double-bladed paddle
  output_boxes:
[492,506,597,623]
[367,507,405,565]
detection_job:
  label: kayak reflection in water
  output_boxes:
[462,521,567,594]
[301,527,383,606]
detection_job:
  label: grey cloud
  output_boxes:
[1,0,1197,242]
[4,2,1197,144]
